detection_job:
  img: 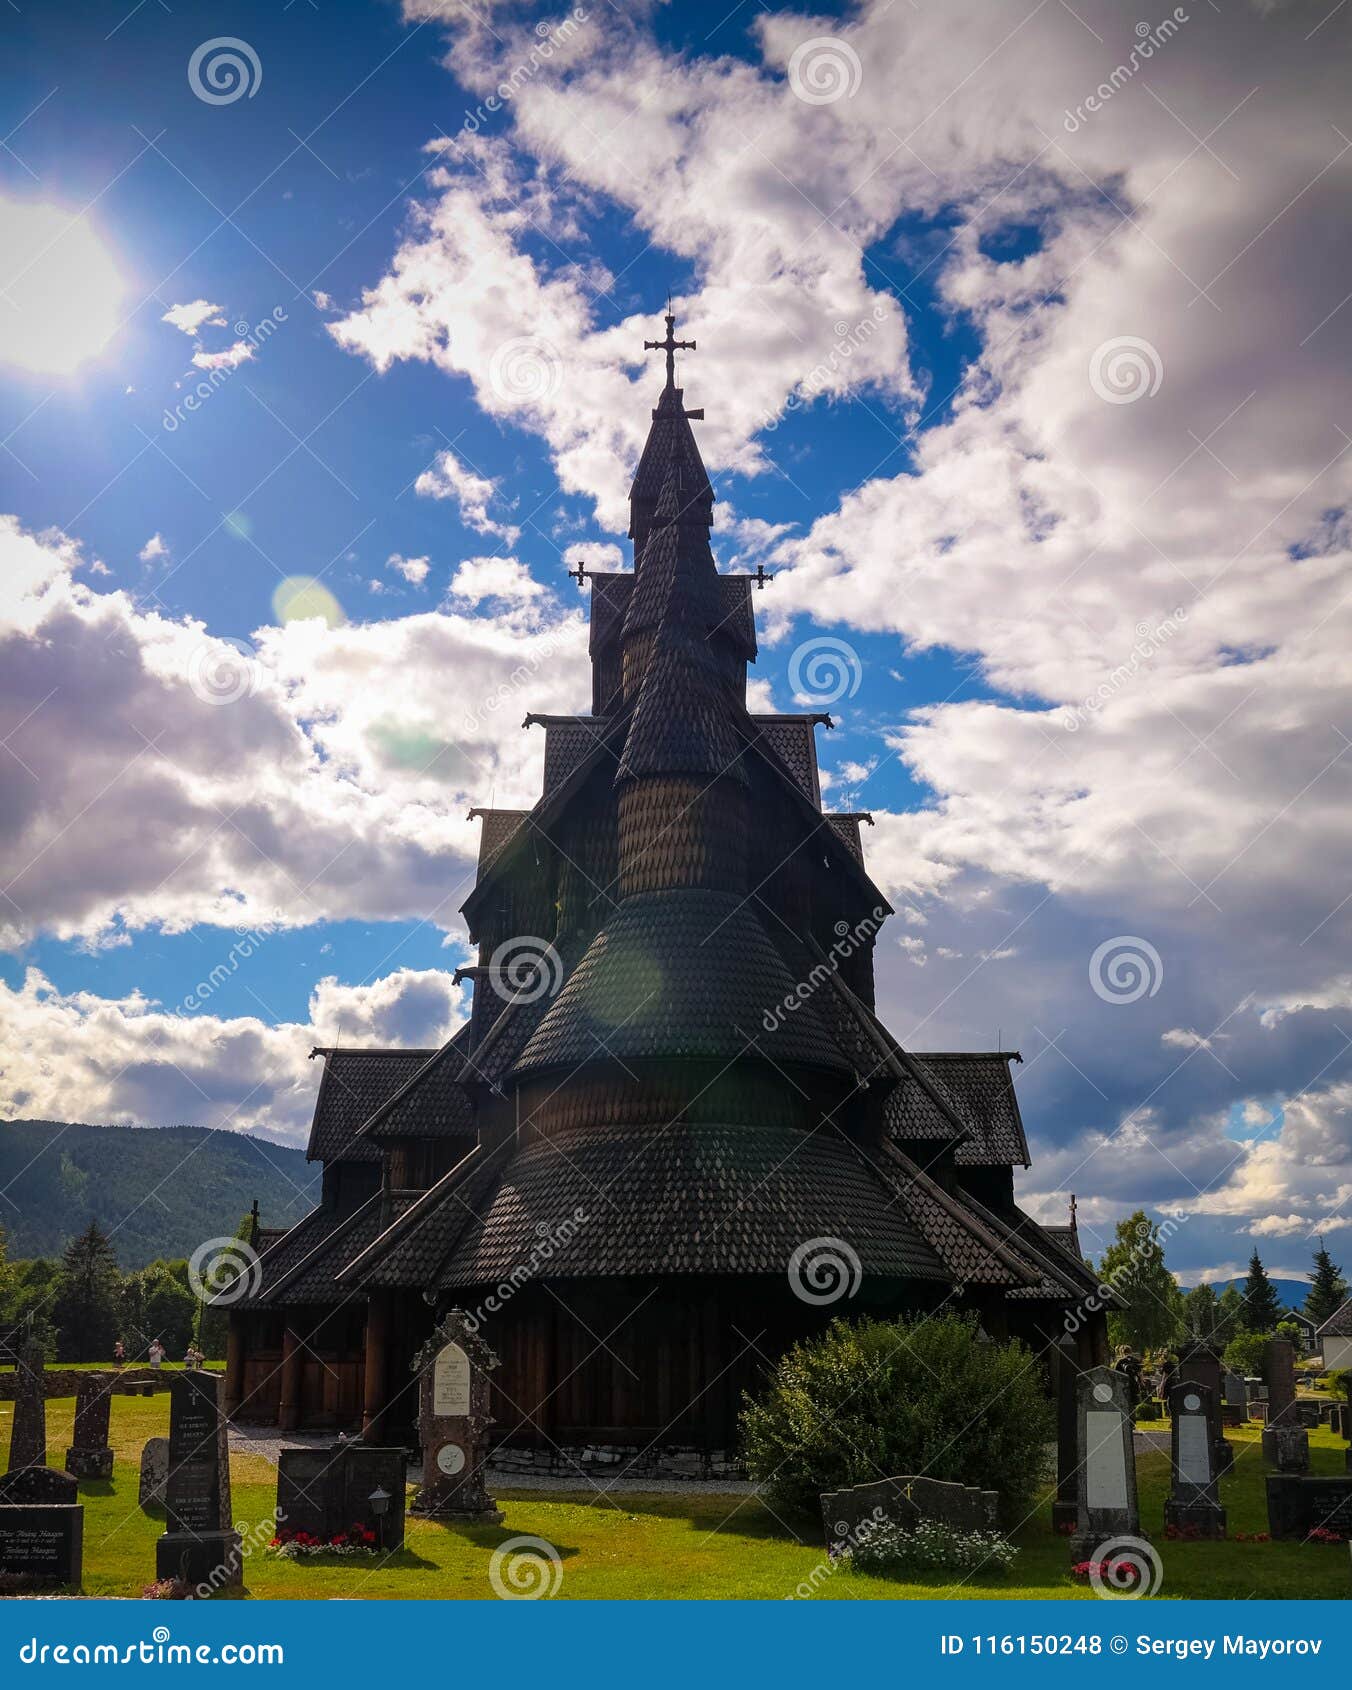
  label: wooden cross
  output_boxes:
[644,311,696,388]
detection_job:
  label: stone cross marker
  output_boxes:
[410,1313,503,1522]
[65,1373,115,1481]
[7,1342,47,1472]
[1071,1365,1141,1560]
[1165,1382,1226,1538]
[155,1371,241,1590]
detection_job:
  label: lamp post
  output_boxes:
[368,1485,391,1552]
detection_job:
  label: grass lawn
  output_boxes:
[2,1392,1348,1599]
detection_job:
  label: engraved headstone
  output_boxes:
[1071,1366,1141,1561]
[275,1442,405,1550]
[1262,1424,1311,1473]
[155,1372,240,1589]
[7,1342,47,1472]
[1165,1383,1226,1538]
[1265,1475,1352,1541]
[1178,1339,1233,1475]
[65,1373,114,1481]
[0,1504,82,1588]
[139,1437,169,1509]
[821,1475,998,1555]
[410,1313,502,1522]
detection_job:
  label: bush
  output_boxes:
[845,1517,1017,1578]
[740,1311,1053,1523]
[1223,1330,1269,1378]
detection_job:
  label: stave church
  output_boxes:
[224,314,1112,1467]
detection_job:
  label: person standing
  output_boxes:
[148,1338,165,1370]
[113,1339,126,1368]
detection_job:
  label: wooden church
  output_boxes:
[224,316,1111,1463]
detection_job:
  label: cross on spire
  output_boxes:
[644,311,696,390]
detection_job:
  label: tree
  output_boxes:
[1223,1329,1268,1378]
[1182,1282,1222,1343]
[1217,1285,1244,1345]
[50,1220,122,1362]
[1305,1239,1349,1328]
[1098,1210,1185,1354]
[1238,1249,1285,1334]
[120,1260,195,1359]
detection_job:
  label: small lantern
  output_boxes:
[368,1485,391,1549]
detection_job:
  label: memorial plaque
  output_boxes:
[1177,1413,1211,1485]
[411,1312,502,1522]
[1265,1475,1352,1541]
[0,1504,82,1588]
[1178,1339,1233,1476]
[1071,1367,1141,1560]
[1166,1382,1225,1538]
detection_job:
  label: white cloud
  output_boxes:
[414,447,519,542]
[161,300,226,337]
[387,552,431,587]
[138,533,168,564]
[448,555,543,606]
[191,341,254,372]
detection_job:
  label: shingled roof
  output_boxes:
[1317,1297,1352,1339]
[304,1048,438,1164]
[912,1053,1031,1167]
[513,889,850,1077]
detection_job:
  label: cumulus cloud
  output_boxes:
[138,533,168,564]
[448,554,543,605]
[160,300,225,337]
[414,447,519,542]
[191,340,254,372]
[387,551,431,586]
[0,964,465,1141]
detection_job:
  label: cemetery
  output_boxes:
[2,1332,1349,1600]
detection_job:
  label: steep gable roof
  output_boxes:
[304,1048,438,1164]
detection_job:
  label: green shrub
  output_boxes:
[845,1517,1017,1579]
[740,1311,1053,1523]
[1327,1369,1350,1403]
[1223,1330,1269,1378]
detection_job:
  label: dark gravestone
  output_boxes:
[0,1505,82,1588]
[1178,1339,1233,1476]
[275,1442,405,1550]
[1264,1338,1298,1428]
[1071,1366,1141,1561]
[156,1372,240,1589]
[1052,1342,1078,1533]
[821,1475,998,1555]
[1265,1475,1352,1541]
[65,1373,114,1481]
[410,1314,502,1523]
[1295,1401,1323,1430]
[139,1438,169,1508]
[0,1465,78,1506]
[7,1343,47,1472]
[1262,1424,1311,1473]
[1220,1371,1247,1428]
[1165,1383,1226,1538]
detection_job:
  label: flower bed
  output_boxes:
[270,1525,380,1559]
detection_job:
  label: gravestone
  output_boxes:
[821,1474,998,1556]
[1070,1365,1141,1561]
[0,1504,82,1588]
[7,1342,47,1472]
[155,1371,240,1589]
[1265,1475,1352,1541]
[1220,1371,1247,1428]
[0,1465,77,1506]
[1165,1383,1226,1538]
[275,1442,405,1550]
[1262,1424,1311,1473]
[410,1313,502,1522]
[1051,1342,1079,1532]
[139,1438,169,1508]
[1264,1338,1298,1428]
[1295,1401,1323,1430]
[65,1373,114,1481]
[1178,1339,1233,1476]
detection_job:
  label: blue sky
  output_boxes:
[4,0,1352,1286]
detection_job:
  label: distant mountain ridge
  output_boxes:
[1180,1275,1313,1309]
[0,1119,319,1267]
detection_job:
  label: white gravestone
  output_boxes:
[432,1344,471,1417]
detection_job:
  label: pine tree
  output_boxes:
[1237,1249,1285,1334]
[1305,1239,1349,1328]
[50,1219,122,1362]
[1100,1210,1185,1354]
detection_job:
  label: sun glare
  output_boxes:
[0,197,125,376]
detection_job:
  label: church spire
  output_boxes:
[629,308,713,561]
[644,310,696,391]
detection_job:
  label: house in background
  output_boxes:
[1281,1307,1318,1354]
[1317,1299,1352,1371]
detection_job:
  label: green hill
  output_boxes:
[0,1119,319,1267]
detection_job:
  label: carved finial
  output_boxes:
[752,563,774,589]
[568,560,589,587]
[644,310,696,390]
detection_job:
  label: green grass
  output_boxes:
[3,1393,1348,1599]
